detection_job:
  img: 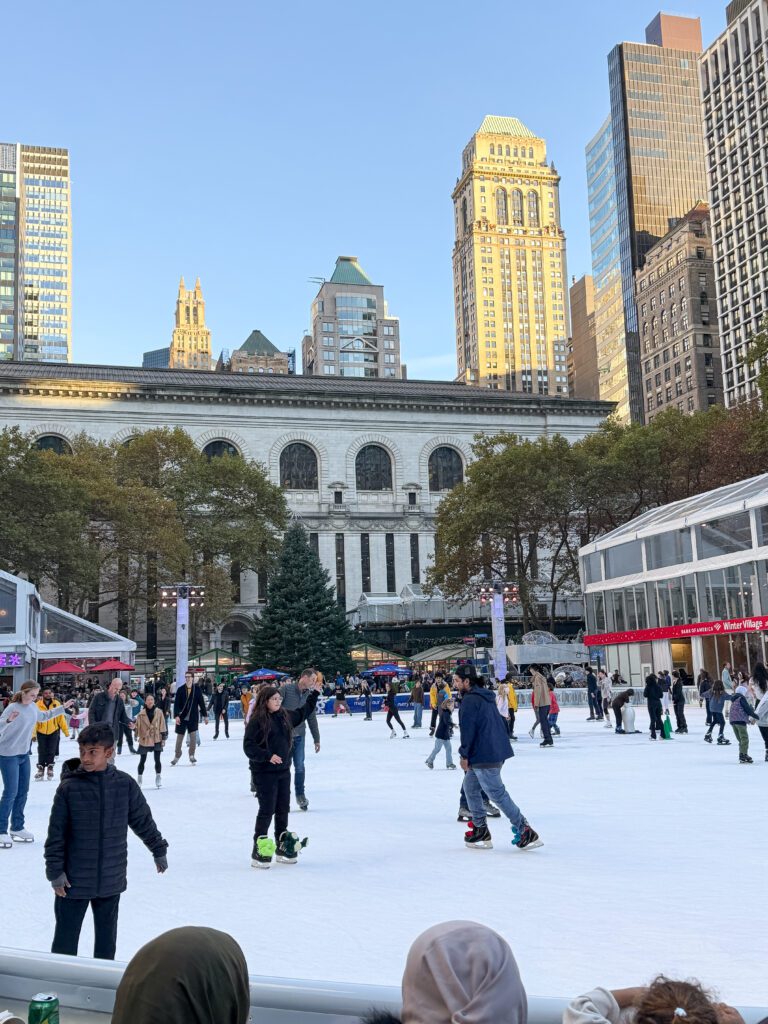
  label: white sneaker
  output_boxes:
[10,829,34,843]
[0,833,12,849]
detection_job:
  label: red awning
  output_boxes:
[40,661,85,675]
[89,659,134,673]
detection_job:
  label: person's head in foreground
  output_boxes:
[77,723,115,772]
[111,926,249,1024]
[363,919,526,1024]
[633,977,744,1024]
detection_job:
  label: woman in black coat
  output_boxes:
[643,672,664,740]
[243,679,321,867]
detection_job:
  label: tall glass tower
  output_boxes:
[589,14,707,422]
[0,143,71,362]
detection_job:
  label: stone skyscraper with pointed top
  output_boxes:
[169,276,212,370]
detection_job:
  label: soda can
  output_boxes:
[27,994,59,1024]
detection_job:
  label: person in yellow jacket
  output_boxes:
[34,688,69,780]
[428,676,440,735]
[505,674,518,740]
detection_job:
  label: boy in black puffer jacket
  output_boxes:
[44,722,168,960]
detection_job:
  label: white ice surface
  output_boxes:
[4,706,767,1005]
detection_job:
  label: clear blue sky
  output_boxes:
[4,0,728,378]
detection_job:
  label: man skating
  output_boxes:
[208,683,230,739]
[35,688,70,780]
[88,679,133,763]
[455,666,542,852]
[171,672,208,765]
[278,669,320,811]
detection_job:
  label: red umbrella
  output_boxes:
[40,661,85,675]
[90,659,134,673]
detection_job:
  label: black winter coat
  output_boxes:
[435,705,454,741]
[644,675,663,701]
[44,759,167,899]
[208,690,229,715]
[88,691,130,740]
[672,679,686,703]
[243,690,319,773]
[173,684,208,731]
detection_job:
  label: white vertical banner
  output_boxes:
[175,587,190,686]
[491,592,507,681]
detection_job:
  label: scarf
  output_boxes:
[111,926,250,1024]
[145,706,156,723]
[401,920,527,1024]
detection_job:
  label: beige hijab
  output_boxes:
[111,926,250,1024]
[401,920,527,1024]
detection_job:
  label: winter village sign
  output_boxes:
[585,615,768,647]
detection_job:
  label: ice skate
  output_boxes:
[717,736,730,745]
[276,830,308,864]
[34,766,44,781]
[528,726,536,738]
[704,732,713,743]
[10,829,34,843]
[483,801,501,817]
[155,774,162,789]
[446,763,457,770]
[170,758,179,766]
[464,823,493,849]
[251,835,276,868]
[514,823,543,850]
[137,773,143,788]
[46,766,54,780]
[540,739,554,747]
[553,725,561,735]
[586,715,596,721]
[739,753,754,764]
[615,727,625,734]
[296,794,308,811]
[457,807,472,822]
[0,833,11,849]
[402,731,409,739]
[388,731,396,739]
[425,760,434,769]
[603,719,612,728]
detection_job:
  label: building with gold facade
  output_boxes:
[0,143,71,363]
[452,116,569,393]
[169,276,212,370]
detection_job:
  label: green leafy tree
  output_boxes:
[744,314,768,404]
[250,522,355,678]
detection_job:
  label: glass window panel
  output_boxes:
[582,552,602,585]
[611,590,627,632]
[683,574,698,622]
[633,585,648,629]
[645,528,692,569]
[707,569,728,620]
[625,587,639,630]
[604,540,643,579]
[656,580,673,626]
[279,443,318,490]
[0,578,16,633]
[697,513,752,558]
[355,445,393,491]
[428,447,464,491]
[757,507,768,545]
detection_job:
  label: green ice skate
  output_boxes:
[276,830,308,864]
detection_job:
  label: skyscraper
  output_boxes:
[169,277,212,370]
[452,116,569,393]
[568,275,600,401]
[589,14,708,421]
[0,143,71,362]
[701,0,768,406]
[302,257,403,378]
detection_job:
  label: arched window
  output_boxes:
[461,197,468,231]
[279,443,318,490]
[505,145,510,156]
[356,445,392,491]
[34,435,71,455]
[511,190,524,226]
[513,147,518,157]
[495,188,508,225]
[528,147,534,158]
[203,440,239,459]
[527,190,540,227]
[428,447,464,492]
[490,144,495,155]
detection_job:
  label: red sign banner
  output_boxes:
[585,615,768,647]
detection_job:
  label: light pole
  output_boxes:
[479,582,518,681]
[159,584,206,688]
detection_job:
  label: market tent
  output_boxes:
[90,659,134,673]
[409,643,474,665]
[237,668,288,683]
[40,660,85,675]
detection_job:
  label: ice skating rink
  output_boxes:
[5,705,766,1003]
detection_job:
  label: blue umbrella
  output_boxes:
[361,663,411,677]
[237,667,289,683]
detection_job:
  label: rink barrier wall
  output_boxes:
[2,950,764,1024]
[223,687,702,720]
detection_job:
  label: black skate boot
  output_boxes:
[276,830,308,864]
[483,801,501,818]
[717,735,731,745]
[464,823,493,849]
[514,823,543,850]
[457,806,472,822]
[34,766,44,781]
[251,835,276,868]
[296,794,308,811]
[739,753,754,764]
[704,731,713,743]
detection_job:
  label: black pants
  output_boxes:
[704,698,712,726]
[708,711,726,737]
[614,707,623,729]
[673,701,687,731]
[387,706,406,731]
[507,710,516,735]
[252,770,290,848]
[647,699,663,737]
[214,711,229,737]
[138,749,162,775]
[52,894,121,960]
[37,731,60,768]
[587,691,601,718]
[537,706,552,743]
[116,722,135,753]
[429,707,438,732]
[758,724,768,751]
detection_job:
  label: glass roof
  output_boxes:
[589,473,768,548]
[41,607,125,645]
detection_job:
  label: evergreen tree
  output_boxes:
[249,522,355,679]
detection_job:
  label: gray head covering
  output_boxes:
[401,920,527,1024]
[111,926,250,1024]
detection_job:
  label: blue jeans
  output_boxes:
[0,754,31,833]
[463,765,524,834]
[364,695,372,718]
[412,702,423,728]
[426,737,453,766]
[291,732,306,797]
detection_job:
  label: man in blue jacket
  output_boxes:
[456,665,542,852]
